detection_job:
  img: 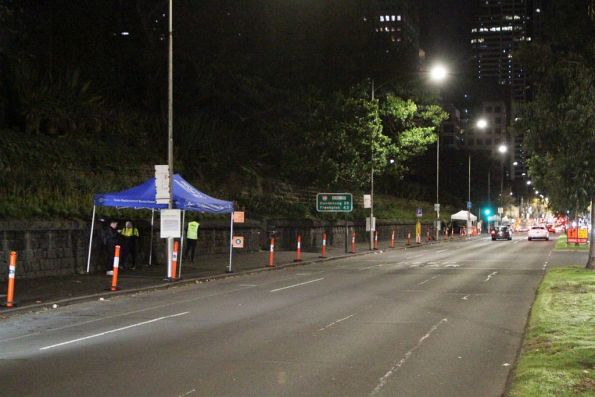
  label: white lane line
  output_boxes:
[239,284,258,287]
[270,278,324,293]
[39,312,189,351]
[318,314,356,332]
[178,389,196,397]
[484,271,498,282]
[370,318,448,396]
[417,275,439,286]
[435,249,449,253]
[461,295,470,300]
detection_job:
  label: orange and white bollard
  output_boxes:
[6,251,17,308]
[350,232,357,253]
[407,232,411,246]
[110,245,121,291]
[294,234,302,262]
[426,226,431,241]
[171,240,179,281]
[444,228,448,240]
[450,226,454,240]
[374,231,379,250]
[390,230,395,249]
[320,233,327,258]
[269,237,275,267]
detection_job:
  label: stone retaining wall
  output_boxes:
[0,219,435,280]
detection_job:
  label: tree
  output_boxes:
[514,0,595,269]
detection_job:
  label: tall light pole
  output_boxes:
[430,64,448,241]
[166,0,174,277]
[472,118,488,235]
[370,80,375,250]
[498,144,508,210]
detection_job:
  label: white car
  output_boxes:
[528,226,549,241]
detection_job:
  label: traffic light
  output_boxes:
[484,208,492,216]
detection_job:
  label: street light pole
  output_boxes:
[370,80,375,250]
[436,132,440,241]
[467,153,471,238]
[166,0,174,278]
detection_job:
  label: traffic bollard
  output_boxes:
[407,232,411,246]
[374,230,379,250]
[110,245,121,291]
[320,233,327,258]
[269,237,275,267]
[294,234,302,262]
[6,251,17,307]
[171,240,179,281]
[390,230,395,249]
[350,232,357,253]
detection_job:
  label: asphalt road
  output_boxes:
[0,234,555,397]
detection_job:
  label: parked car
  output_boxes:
[491,226,512,241]
[528,225,549,241]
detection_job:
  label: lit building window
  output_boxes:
[380,16,384,22]
[391,15,396,21]
[397,15,401,21]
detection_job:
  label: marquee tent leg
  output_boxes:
[228,212,234,273]
[149,209,155,266]
[86,205,97,273]
[179,210,186,278]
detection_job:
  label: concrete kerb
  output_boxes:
[0,241,448,318]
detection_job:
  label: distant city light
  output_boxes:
[121,32,130,36]
[526,180,532,185]
[476,118,488,129]
[498,144,508,153]
[513,161,518,166]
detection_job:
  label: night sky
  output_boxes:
[421,0,472,68]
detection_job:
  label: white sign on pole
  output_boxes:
[232,236,244,248]
[233,211,245,223]
[366,217,376,231]
[160,209,181,238]
[434,203,440,212]
[498,207,504,215]
[155,165,170,204]
[363,194,372,209]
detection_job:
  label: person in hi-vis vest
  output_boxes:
[185,219,200,262]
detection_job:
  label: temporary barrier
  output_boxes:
[374,231,379,250]
[294,234,302,262]
[6,251,16,308]
[171,241,179,281]
[320,233,327,258]
[269,237,275,267]
[390,230,395,249]
[110,245,121,291]
[350,232,357,253]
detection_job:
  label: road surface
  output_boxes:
[0,235,554,396]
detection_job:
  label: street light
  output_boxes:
[468,118,488,235]
[429,64,448,241]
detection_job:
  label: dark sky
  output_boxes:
[420,0,472,68]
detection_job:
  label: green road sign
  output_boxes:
[316,193,353,212]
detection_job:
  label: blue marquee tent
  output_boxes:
[94,174,234,213]
[87,174,235,274]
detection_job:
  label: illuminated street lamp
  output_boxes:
[429,64,448,241]
[476,118,488,129]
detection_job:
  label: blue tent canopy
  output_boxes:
[94,174,234,214]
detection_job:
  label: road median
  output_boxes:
[507,266,595,397]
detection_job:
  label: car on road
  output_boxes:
[546,224,555,233]
[528,225,549,241]
[491,226,512,241]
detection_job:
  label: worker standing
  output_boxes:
[185,219,200,262]
[120,221,140,270]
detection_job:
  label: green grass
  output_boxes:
[555,235,591,251]
[508,267,595,397]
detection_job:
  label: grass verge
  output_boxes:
[507,266,595,397]
[555,235,590,251]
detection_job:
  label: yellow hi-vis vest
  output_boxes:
[187,221,200,240]
[121,227,139,237]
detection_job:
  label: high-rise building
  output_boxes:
[363,0,423,74]
[470,0,543,102]
[469,0,544,181]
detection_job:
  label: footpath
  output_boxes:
[0,237,452,316]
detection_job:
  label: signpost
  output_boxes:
[316,193,353,212]
[316,193,353,253]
